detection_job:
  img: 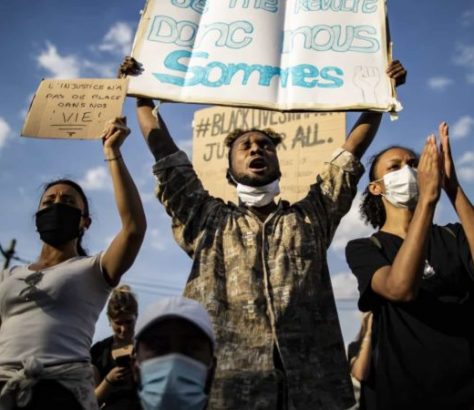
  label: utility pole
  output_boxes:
[2,239,16,269]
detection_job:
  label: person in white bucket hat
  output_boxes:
[133,296,216,410]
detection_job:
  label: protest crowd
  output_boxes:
[1,3,474,410]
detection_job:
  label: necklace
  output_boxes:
[423,260,435,279]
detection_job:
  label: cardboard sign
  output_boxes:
[22,79,128,140]
[192,106,345,204]
[129,0,400,112]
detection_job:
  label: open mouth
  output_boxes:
[248,157,267,171]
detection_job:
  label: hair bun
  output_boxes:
[114,284,132,294]
[107,285,138,319]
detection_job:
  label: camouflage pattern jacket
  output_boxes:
[153,149,363,410]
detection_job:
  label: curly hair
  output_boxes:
[224,128,283,186]
[224,127,283,149]
[360,145,418,229]
[107,285,138,320]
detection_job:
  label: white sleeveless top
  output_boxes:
[0,254,111,366]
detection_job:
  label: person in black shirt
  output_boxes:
[345,122,474,410]
[91,285,141,410]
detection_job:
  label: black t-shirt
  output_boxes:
[346,223,474,410]
[90,336,141,410]
[347,340,361,363]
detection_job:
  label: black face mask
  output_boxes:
[35,203,82,247]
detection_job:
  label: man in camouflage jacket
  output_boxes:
[127,57,406,410]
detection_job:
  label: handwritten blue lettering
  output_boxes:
[148,16,254,49]
[229,0,278,13]
[171,0,207,14]
[320,66,344,87]
[198,21,254,49]
[224,63,281,86]
[148,16,197,47]
[153,49,344,89]
[294,0,378,14]
[282,24,379,53]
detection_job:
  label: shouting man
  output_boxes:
[122,57,406,409]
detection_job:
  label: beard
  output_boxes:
[232,168,281,187]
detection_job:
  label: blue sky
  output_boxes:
[0,0,473,345]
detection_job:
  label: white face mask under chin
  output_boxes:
[235,179,280,207]
[377,165,419,209]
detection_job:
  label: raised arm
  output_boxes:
[136,99,179,161]
[118,57,179,161]
[439,122,474,260]
[342,60,407,159]
[118,57,218,256]
[371,137,440,301]
[101,118,147,286]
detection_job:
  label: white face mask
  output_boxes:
[235,179,280,207]
[376,165,419,209]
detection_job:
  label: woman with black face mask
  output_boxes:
[0,117,147,410]
[345,123,474,410]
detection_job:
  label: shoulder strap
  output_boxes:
[442,226,456,239]
[369,235,382,250]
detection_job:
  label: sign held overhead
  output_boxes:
[129,0,400,112]
[22,78,128,140]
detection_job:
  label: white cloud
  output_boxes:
[149,228,170,251]
[36,43,81,78]
[462,8,474,26]
[456,151,474,183]
[82,60,116,78]
[453,44,474,84]
[36,33,122,80]
[331,271,359,300]
[98,22,134,56]
[140,191,156,204]
[458,166,474,183]
[0,117,11,150]
[331,194,373,251]
[104,235,115,248]
[451,115,474,139]
[458,151,474,166]
[78,166,112,191]
[177,138,193,158]
[457,151,474,183]
[454,44,474,67]
[427,76,454,91]
[18,93,35,120]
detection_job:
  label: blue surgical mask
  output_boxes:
[138,353,209,410]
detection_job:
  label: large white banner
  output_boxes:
[129,0,400,112]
